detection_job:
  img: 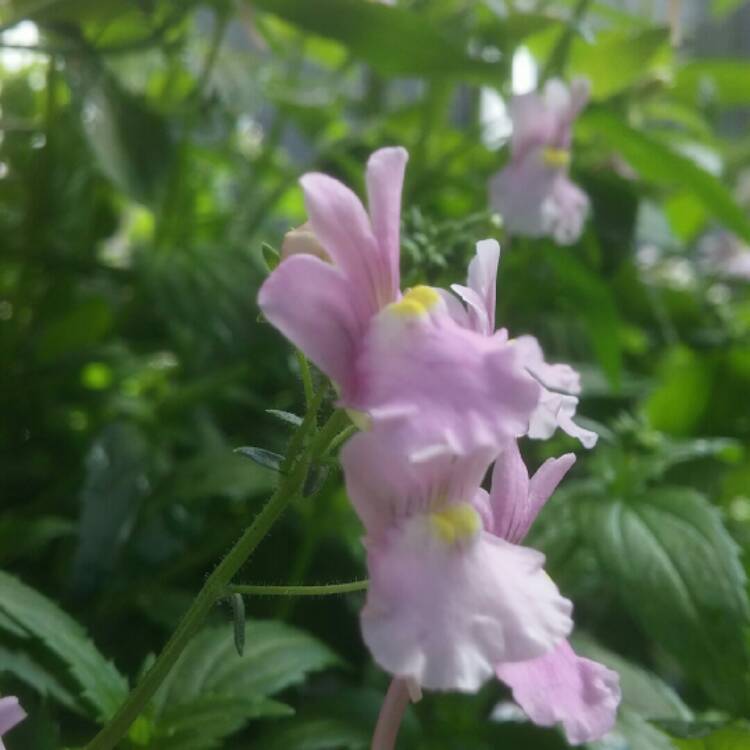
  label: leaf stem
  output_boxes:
[84,387,326,750]
[296,350,315,409]
[228,580,368,597]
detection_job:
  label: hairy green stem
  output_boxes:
[229,580,368,597]
[296,350,315,409]
[85,389,326,750]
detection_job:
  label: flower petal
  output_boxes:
[452,239,500,335]
[496,640,620,745]
[258,254,360,395]
[357,308,541,461]
[341,429,495,539]
[300,171,392,317]
[541,175,589,246]
[0,697,26,736]
[362,530,573,692]
[366,147,408,302]
[486,440,530,543]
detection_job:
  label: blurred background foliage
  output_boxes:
[1,0,750,748]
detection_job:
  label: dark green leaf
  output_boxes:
[234,446,284,472]
[673,722,750,750]
[252,0,502,81]
[581,109,750,243]
[261,717,368,750]
[0,571,129,720]
[262,242,281,272]
[580,487,750,712]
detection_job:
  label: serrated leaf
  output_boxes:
[580,488,750,712]
[253,0,502,82]
[0,644,82,715]
[266,408,303,427]
[151,695,293,750]
[0,571,128,720]
[234,446,284,472]
[581,109,750,243]
[147,620,340,748]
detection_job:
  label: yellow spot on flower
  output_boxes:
[429,503,482,545]
[542,147,571,168]
[388,285,440,318]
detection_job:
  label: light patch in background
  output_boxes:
[1,21,41,72]
[512,45,537,95]
[480,87,511,150]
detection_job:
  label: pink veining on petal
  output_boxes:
[496,640,620,745]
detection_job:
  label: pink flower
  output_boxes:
[259,149,542,460]
[447,240,598,448]
[488,442,621,745]
[489,78,590,245]
[0,696,26,748]
[342,430,573,692]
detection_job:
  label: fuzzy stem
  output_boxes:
[229,580,368,597]
[84,389,326,750]
[371,678,411,750]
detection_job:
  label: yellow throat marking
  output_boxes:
[388,285,440,318]
[430,503,482,546]
[542,147,571,168]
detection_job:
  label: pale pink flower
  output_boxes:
[490,78,590,245]
[259,149,541,460]
[447,240,598,448]
[0,696,26,749]
[487,442,621,745]
[342,431,573,693]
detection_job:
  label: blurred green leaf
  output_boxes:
[645,347,714,436]
[266,409,303,427]
[672,723,750,749]
[72,422,151,596]
[252,0,502,81]
[581,487,750,712]
[261,717,368,750]
[710,0,745,17]
[675,61,750,107]
[568,28,669,99]
[581,109,750,243]
[544,247,622,387]
[0,571,129,720]
[574,634,691,721]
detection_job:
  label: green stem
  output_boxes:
[85,390,324,750]
[296,350,314,409]
[229,580,368,597]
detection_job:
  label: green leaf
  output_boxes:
[588,708,677,750]
[0,571,128,721]
[675,61,750,107]
[580,487,750,712]
[234,446,284,472]
[581,109,750,243]
[266,408,303,427]
[262,243,281,272]
[261,717,368,750]
[252,0,502,81]
[544,246,622,388]
[567,28,669,99]
[0,644,82,715]
[573,635,691,721]
[711,0,745,17]
[673,723,750,750]
[147,620,340,748]
[72,423,151,596]
[70,62,174,204]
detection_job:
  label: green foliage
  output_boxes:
[1,1,750,748]
[0,571,128,721]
